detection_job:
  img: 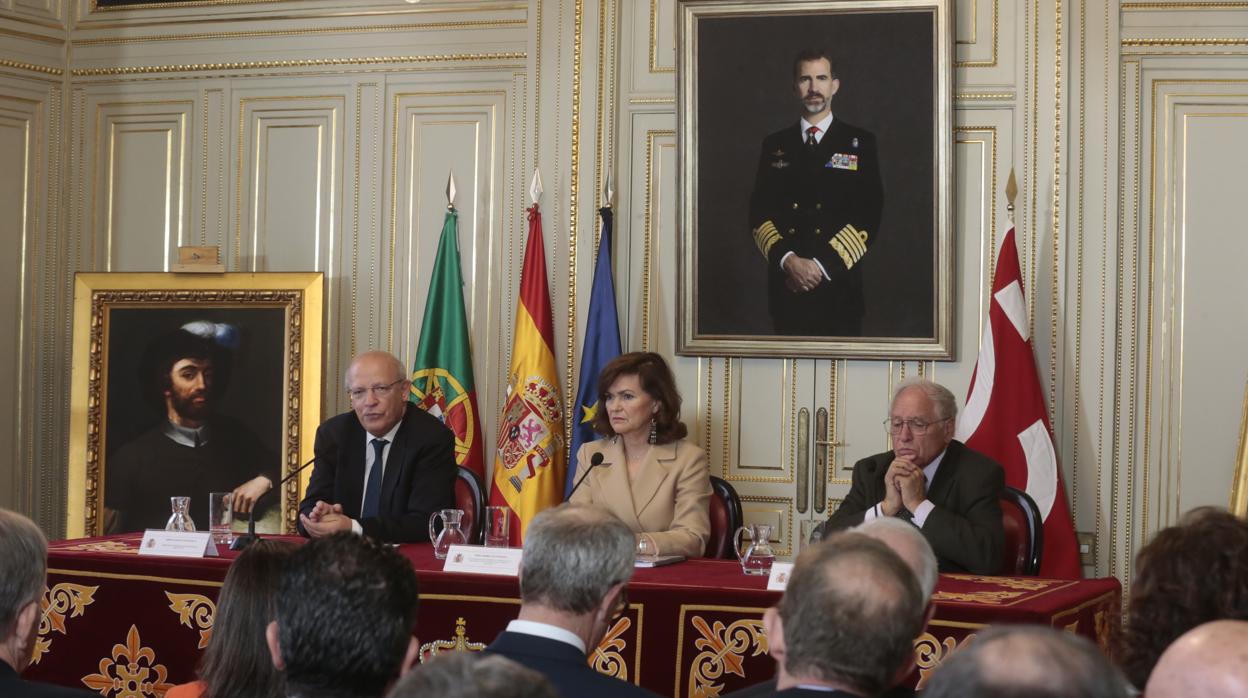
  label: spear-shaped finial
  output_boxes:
[1005,168,1017,221]
[446,171,457,209]
[603,172,614,207]
[530,169,543,205]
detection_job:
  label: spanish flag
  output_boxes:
[490,203,565,541]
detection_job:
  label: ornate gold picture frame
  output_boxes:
[677,0,955,358]
[67,272,324,537]
[1232,378,1248,517]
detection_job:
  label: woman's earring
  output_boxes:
[648,418,658,444]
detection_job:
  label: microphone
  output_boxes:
[566,452,606,501]
[230,455,317,551]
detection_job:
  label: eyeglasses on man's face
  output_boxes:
[883,417,950,436]
[348,378,406,402]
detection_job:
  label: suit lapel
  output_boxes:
[595,438,642,530]
[926,440,961,504]
[631,442,677,517]
[342,418,367,516]
[378,408,412,514]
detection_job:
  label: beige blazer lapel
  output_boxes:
[595,438,642,530]
[630,442,677,518]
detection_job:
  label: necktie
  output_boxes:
[362,438,388,519]
[897,507,914,522]
[805,126,819,149]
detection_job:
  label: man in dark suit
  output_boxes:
[299,351,455,542]
[813,379,1005,575]
[0,509,94,697]
[486,505,659,697]
[749,48,884,336]
[762,533,928,697]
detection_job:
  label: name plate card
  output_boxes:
[138,530,220,558]
[441,545,522,576]
[766,562,794,591]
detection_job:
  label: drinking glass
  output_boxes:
[208,492,233,546]
[484,506,511,548]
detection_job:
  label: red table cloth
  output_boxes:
[26,535,1120,697]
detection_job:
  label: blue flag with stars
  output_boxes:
[566,207,622,498]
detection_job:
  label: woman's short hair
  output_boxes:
[1119,507,1248,689]
[590,352,687,443]
[198,539,297,698]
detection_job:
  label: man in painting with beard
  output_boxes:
[105,322,279,532]
[749,48,884,336]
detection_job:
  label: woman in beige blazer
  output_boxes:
[569,352,712,558]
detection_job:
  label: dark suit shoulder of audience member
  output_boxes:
[486,504,660,698]
[0,508,96,697]
[389,652,557,698]
[923,624,1129,698]
[724,678,915,698]
[1119,507,1248,690]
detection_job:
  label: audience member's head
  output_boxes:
[1145,619,1248,698]
[854,516,940,601]
[765,532,927,696]
[389,652,558,698]
[267,533,420,698]
[922,624,1129,698]
[197,539,296,698]
[518,504,634,648]
[0,508,47,673]
[1119,507,1248,688]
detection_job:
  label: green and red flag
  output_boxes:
[410,206,486,479]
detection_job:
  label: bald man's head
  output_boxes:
[1146,620,1248,698]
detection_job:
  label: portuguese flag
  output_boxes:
[490,203,566,542]
[410,206,486,479]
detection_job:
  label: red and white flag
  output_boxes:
[956,226,1082,578]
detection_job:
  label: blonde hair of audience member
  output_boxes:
[1145,620,1248,698]
[0,509,47,674]
[922,625,1129,698]
[765,532,926,696]
[853,516,940,601]
[167,539,297,698]
[389,652,558,698]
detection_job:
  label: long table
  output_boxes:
[27,535,1120,697]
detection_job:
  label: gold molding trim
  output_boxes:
[0,59,62,76]
[1123,1,1248,7]
[955,92,1016,101]
[1124,38,1248,46]
[0,26,64,45]
[629,97,676,104]
[73,19,526,46]
[1049,0,1064,422]
[650,0,675,74]
[955,0,999,68]
[564,0,586,448]
[70,52,527,77]
[91,0,299,10]
[641,129,675,350]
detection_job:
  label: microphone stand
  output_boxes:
[230,455,317,551]
[566,452,607,501]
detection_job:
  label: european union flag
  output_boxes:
[566,207,622,498]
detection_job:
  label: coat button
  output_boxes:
[788,228,796,235]
[815,203,823,210]
[814,228,822,234]
[792,202,799,210]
